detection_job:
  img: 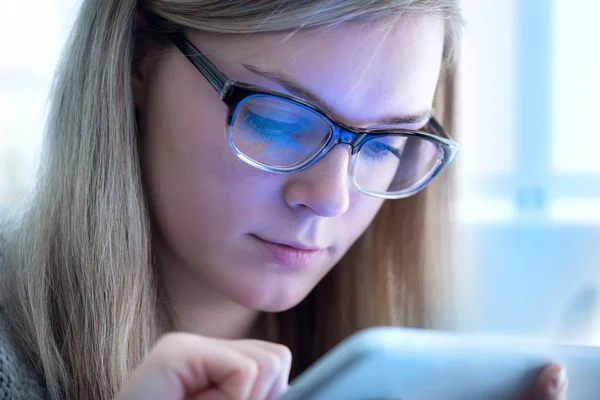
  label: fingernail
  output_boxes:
[548,367,567,394]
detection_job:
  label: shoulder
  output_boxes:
[0,311,47,400]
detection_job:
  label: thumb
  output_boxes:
[534,363,568,400]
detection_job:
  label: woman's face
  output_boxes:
[137,15,444,312]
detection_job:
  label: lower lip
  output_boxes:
[253,236,324,269]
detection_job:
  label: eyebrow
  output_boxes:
[242,63,433,126]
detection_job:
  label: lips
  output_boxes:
[268,240,323,252]
[252,235,326,269]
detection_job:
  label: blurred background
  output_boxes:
[1,1,599,343]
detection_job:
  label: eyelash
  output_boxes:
[242,111,299,133]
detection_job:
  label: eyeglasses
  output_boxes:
[169,32,459,199]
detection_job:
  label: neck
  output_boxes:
[169,295,259,340]
[153,235,259,340]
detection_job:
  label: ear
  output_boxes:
[132,10,150,110]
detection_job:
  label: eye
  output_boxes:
[243,110,302,135]
[362,140,400,161]
[368,141,391,153]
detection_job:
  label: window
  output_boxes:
[0,0,80,209]
[456,0,600,343]
[458,0,600,223]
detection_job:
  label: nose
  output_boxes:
[283,145,352,217]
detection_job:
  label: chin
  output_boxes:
[254,298,304,313]
[229,281,312,313]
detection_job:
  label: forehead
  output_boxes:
[186,15,445,126]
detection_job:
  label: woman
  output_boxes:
[0,0,566,399]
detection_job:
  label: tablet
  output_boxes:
[279,327,600,400]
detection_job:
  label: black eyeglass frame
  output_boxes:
[169,32,459,199]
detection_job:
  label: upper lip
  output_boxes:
[254,235,325,251]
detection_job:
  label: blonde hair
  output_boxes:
[0,0,461,398]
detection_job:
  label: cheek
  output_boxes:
[342,194,385,246]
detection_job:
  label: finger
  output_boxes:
[116,333,258,400]
[534,363,568,400]
[230,340,293,400]
[238,340,293,400]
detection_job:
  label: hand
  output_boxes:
[533,363,568,400]
[114,333,292,400]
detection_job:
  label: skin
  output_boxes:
[131,14,567,400]
[136,15,441,337]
